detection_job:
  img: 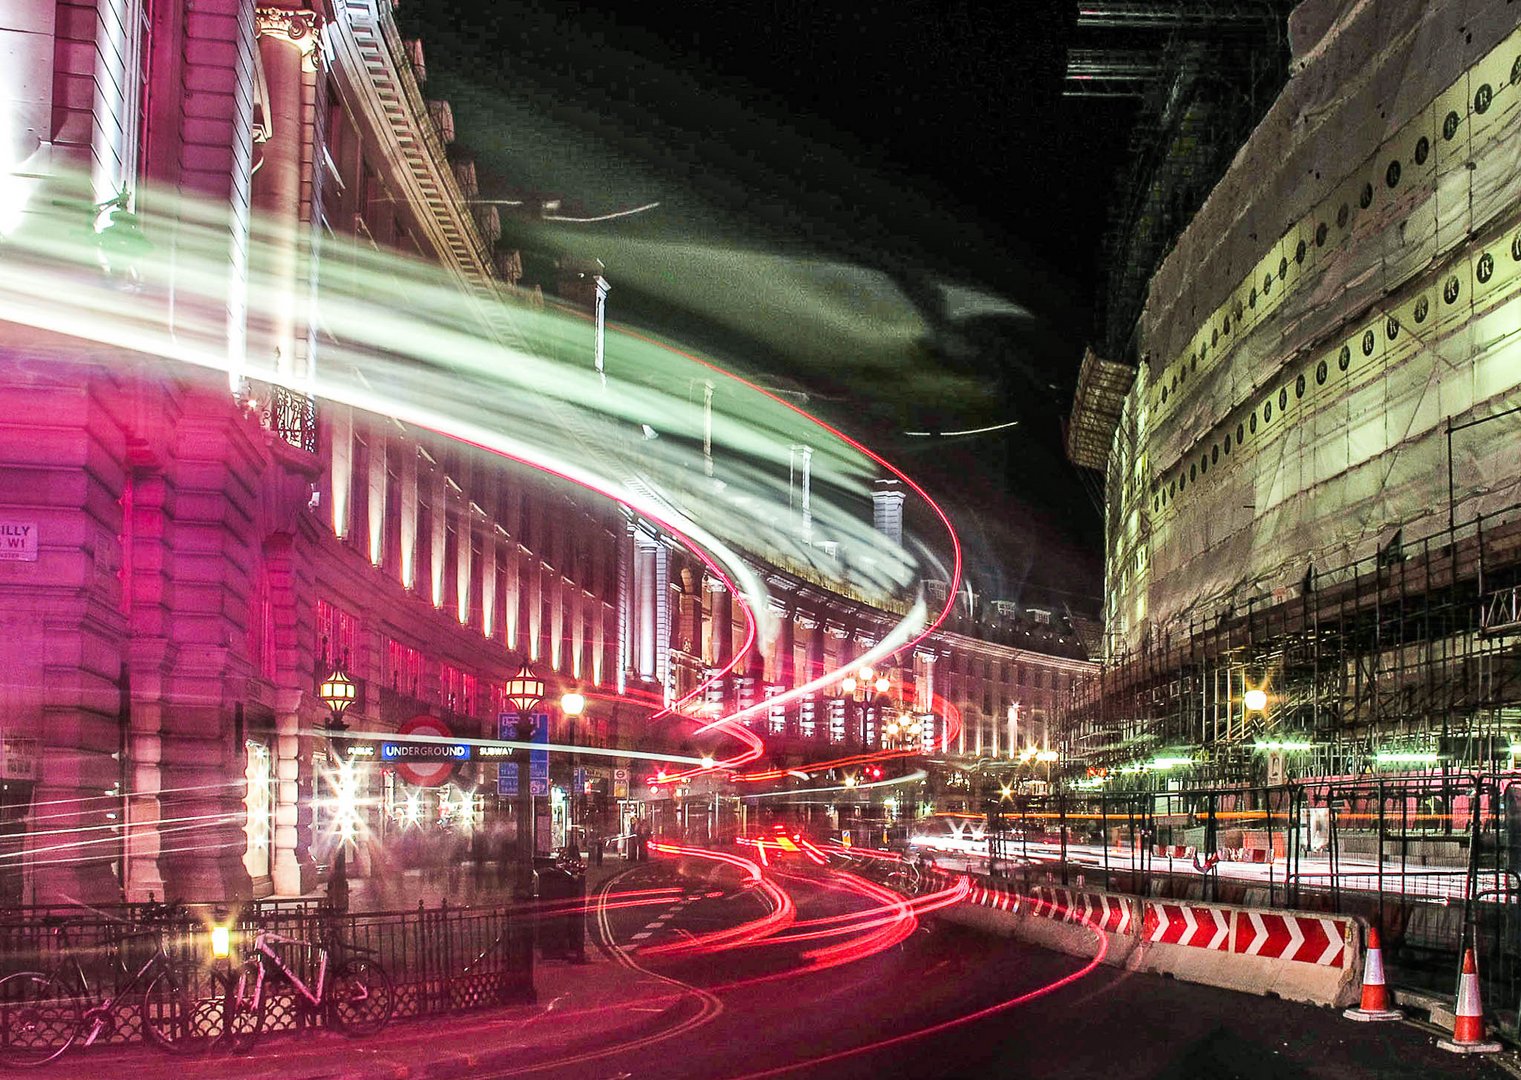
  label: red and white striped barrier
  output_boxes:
[941,871,1361,1008]
[1223,847,1274,864]
[1145,902,1230,950]
[1151,844,1197,859]
[1235,911,1347,966]
[966,877,1019,913]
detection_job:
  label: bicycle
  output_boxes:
[886,855,925,897]
[0,900,221,1067]
[223,916,393,1051]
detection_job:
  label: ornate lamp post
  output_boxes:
[316,666,358,909]
[504,664,546,899]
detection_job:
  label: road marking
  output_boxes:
[630,931,652,941]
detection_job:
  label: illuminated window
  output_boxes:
[316,599,358,669]
[242,740,274,881]
[385,638,424,696]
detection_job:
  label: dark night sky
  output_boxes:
[403,1,1133,615]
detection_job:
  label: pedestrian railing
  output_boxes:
[0,898,534,1047]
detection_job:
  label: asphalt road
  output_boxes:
[479,856,1510,1080]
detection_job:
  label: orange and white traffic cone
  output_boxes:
[1438,948,1501,1054]
[1343,927,1401,1021]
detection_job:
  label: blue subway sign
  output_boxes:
[380,741,471,763]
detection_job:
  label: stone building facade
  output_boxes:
[0,0,1092,905]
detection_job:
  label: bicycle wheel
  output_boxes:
[221,958,265,1054]
[327,958,393,1036]
[0,970,81,1067]
[140,962,216,1055]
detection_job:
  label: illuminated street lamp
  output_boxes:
[1243,688,1268,712]
[504,664,546,900]
[316,666,359,908]
[560,688,587,851]
[317,666,358,755]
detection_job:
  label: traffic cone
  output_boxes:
[1438,948,1501,1054]
[1343,927,1401,1021]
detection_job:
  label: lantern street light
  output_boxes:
[317,667,358,757]
[503,664,546,900]
[316,666,359,908]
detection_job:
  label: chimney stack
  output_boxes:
[872,479,905,545]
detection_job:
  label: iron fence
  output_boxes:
[0,898,533,1046]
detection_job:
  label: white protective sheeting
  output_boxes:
[1104,0,1521,655]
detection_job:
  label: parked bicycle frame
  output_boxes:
[223,920,393,1051]
[0,901,221,1067]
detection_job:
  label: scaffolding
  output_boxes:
[1063,2,1294,360]
[1062,502,1521,787]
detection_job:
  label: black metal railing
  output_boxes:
[0,898,533,1046]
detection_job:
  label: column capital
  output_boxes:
[256,7,323,69]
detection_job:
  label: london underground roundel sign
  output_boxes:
[382,715,467,787]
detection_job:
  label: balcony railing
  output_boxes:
[265,385,318,455]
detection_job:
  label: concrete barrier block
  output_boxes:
[935,876,1364,1010]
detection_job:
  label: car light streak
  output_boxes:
[643,842,796,955]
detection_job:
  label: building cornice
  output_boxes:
[323,1,529,352]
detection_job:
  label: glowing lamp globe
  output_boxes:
[504,665,546,714]
[318,668,357,719]
[874,676,891,693]
[560,690,587,718]
[841,676,857,694]
[1243,689,1268,712]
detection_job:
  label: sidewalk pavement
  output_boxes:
[40,861,688,1080]
[42,956,693,1080]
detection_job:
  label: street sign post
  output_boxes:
[497,712,549,796]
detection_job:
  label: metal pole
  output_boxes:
[1447,420,1455,530]
[1376,778,1385,933]
[516,712,536,902]
[1059,793,1069,886]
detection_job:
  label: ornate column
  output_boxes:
[252,8,321,381]
[633,532,659,681]
[706,577,733,667]
[122,460,173,903]
[776,607,796,689]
